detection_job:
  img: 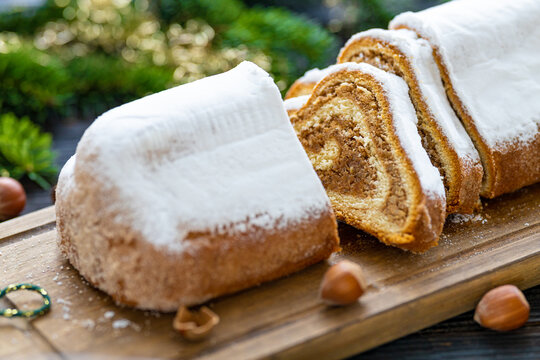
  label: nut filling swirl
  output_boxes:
[292,77,410,232]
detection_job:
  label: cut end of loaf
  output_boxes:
[285,81,317,100]
[291,65,445,252]
[338,31,483,214]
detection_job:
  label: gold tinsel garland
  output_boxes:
[30,0,271,83]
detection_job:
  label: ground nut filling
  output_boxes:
[294,78,410,231]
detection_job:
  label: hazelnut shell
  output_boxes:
[0,177,26,221]
[474,284,530,331]
[173,306,219,341]
[320,260,367,306]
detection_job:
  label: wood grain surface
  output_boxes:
[1,183,539,359]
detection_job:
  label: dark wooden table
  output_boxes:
[20,119,540,359]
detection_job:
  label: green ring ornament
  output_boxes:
[0,283,51,318]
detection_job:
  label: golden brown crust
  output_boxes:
[286,108,298,117]
[285,81,317,100]
[292,69,445,253]
[338,36,483,213]
[395,25,540,198]
[56,166,339,311]
[336,191,445,253]
[433,49,540,198]
[487,139,540,198]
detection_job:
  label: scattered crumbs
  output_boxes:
[57,298,72,306]
[448,213,486,224]
[104,311,115,319]
[53,274,59,281]
[112,319,131,329]
[63,313,71,320]
[57,282,63,285]
[524,222,530,227]
[26,273,33,279]
[80,319,96,330]
[151,311,162,318]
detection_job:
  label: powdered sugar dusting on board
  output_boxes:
[448,213,487,225]
[390,0,540,148]
[59,61,332,253]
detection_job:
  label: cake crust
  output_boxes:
[430,47,540,198]
[55,62,340,311]
[285,68,335,100]
[285,81,317,100]
[56,158,339,311]
[390,0,540,198]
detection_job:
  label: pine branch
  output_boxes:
[0,114,57,189]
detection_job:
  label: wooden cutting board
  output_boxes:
[0,184,539,359]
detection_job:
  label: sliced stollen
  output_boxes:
[289,62,446,252]
[284,95,309,117]
[55,61,339,311]
[390,0,540,198]
[285,67,334,99]
[338,28,483,214]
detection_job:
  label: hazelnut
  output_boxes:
[0,177,26,221]
[474,284,530,331]
[173,306,219,341]
[319,260,367,306]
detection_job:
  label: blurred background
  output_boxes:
[0,0,446,215]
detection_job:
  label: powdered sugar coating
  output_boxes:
[284,95,309,112]
[62,61,332,253]
[324,62,445,198]
[57,156,76,200]
[297,67,335,84]
[341,28,480,162]
[390,0,540,148]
